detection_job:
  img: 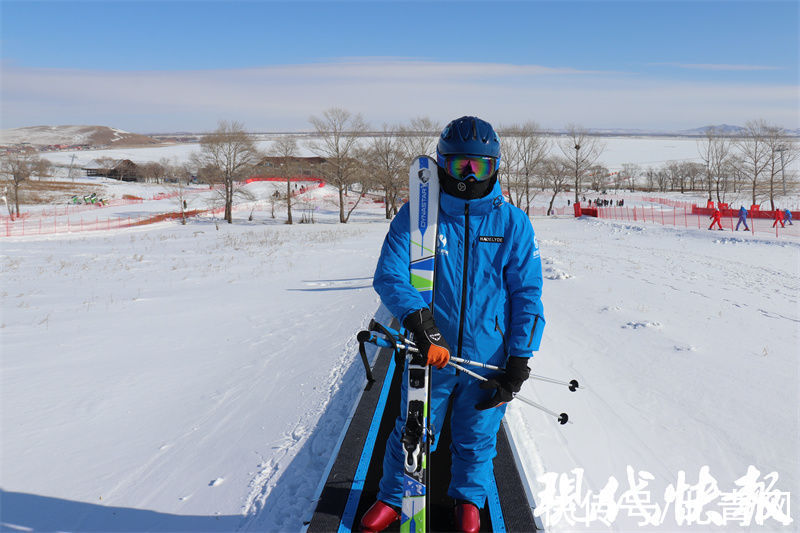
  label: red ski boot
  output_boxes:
[455,500,481,533]
[360,500,401,533]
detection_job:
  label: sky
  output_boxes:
[1,0,798,133]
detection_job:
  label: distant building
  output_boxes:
[83,159,141,181]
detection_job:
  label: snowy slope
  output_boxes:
[2,189,798,531]
[1,214,389,532]
[0,125,159,147]
[508,219,799,531]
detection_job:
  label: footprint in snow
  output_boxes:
[622,321,662,330]
[673,345,696,352]
[544,266,572,280]
[209,478,224,487]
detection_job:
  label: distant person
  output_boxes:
[567,199,570,206]
[735,206,749,231]
[709,208,724,230]
[772,209,785,228]
[784,209,793,226]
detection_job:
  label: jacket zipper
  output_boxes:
[527,315,541,347]
[495,315,508,356]
[456,203,470,359]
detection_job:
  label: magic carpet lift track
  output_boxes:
[305,319,543,532]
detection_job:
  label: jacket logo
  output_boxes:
[429,332,441,342]
[479,236,504,243]
[438,234,449,255]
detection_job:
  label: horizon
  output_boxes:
[1,1,798,132]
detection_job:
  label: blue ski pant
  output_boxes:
[377,364,507,508]
[736,218,749,231]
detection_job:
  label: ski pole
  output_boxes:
[450,356,580,392]
[448,361,571,425]
[363,320,579,394]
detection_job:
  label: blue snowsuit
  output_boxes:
[373,181,545,508]
[784,209,793,225]
[736,207,749,231]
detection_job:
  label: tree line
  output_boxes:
[1,110,796,222]
[199,112,796,224]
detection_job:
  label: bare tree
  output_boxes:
[698,127,733,203]
[308,107,369,223]
[160,159,192,224]
[33,158,52,181]
[397,116,439,161]
[644,167,657,191]
[0,151,50,216]
[192,120,260,224]
[543,157,571,215]
[681,161,704,192]
[363,124,405,219]
[666,162,683,193]
[140,162,164,184]
[503,122,549,214]
[588,164,610,192]
[763,125,798,209]
[734,120,772,208]
[559,125,604,204]
[269,136,300,224]
[620,163,640,191]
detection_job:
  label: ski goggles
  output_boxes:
[437,153,499,181]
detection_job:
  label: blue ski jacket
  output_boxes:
[374,182,545,366]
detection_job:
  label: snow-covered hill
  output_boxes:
[1,183,797,531]
[0,125,160,147]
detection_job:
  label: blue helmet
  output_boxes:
[437,116,501,159]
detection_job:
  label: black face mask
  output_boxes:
[438,166,497,200]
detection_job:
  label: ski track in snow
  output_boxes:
[238,319,374,531]
[514,218,799,531]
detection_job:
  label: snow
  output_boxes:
[2,212,387,532]
[2,158,799,531]
[506,219,799,530]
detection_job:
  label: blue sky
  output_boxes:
[1,1,798,132]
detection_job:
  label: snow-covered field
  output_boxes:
[2,139,799,532]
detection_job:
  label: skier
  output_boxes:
[735,206,749,231]
[772,209,785,228]
[784,209,793,225]
[361,116,545,533]
[709,208,724,230]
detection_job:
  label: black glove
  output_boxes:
[475,356,531,410]
[403,308,451,369]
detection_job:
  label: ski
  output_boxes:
[402,155,439,533]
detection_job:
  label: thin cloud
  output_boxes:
[1,59,797,131]
[651,62,783,71]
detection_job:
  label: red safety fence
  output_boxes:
[641,196,695,210]
[0,198,145,222]
[595,205,798,238]
[692,205,799,220]
[244,176,326,185]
